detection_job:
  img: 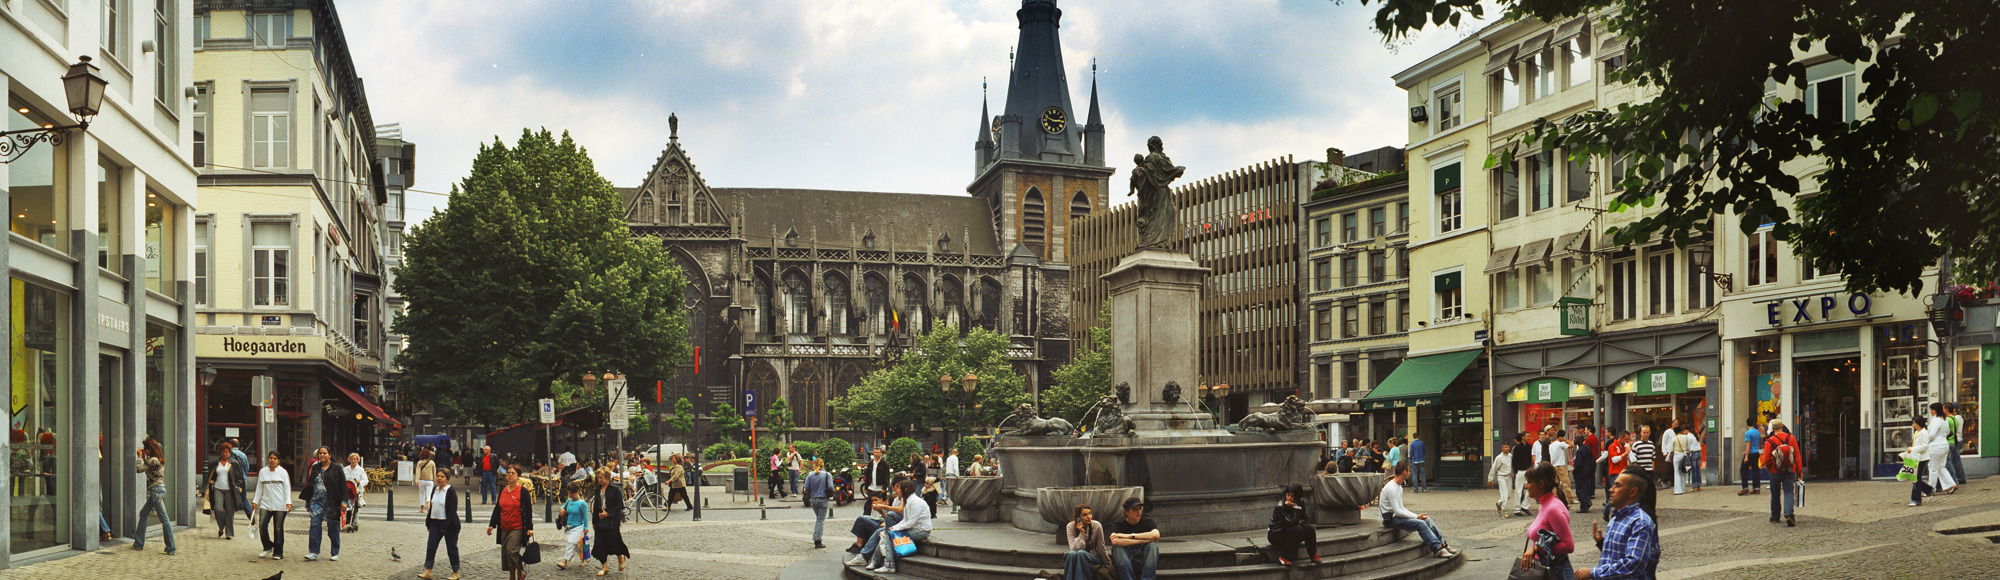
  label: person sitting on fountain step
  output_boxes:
[1268,483,1319,567]
[1109,497,1160,580]
[1063,503,1110,580]
[844,479,905,557]
[864,480,931,574]
[1381,462,1460,559]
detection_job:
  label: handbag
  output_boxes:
[1506,537,1553,580]
[1897,457,1920,482]
[889,530,919,557]
[522,540,543,565]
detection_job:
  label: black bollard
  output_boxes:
[465,489,474,523]
[387,487,395,521]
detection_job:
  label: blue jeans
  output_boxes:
[810,498,829,543]
[480,471,497,503]
[1411,462,1426,490]
[1770,472,1797,518]
[133,485,175,553]
[1064,550,1101,580]
[856,512,901,558]
[1113,543,1159,580]
[1948,443,1967,485]
[1547,556,1576,580]
[424,519,460,571]
[1386,515,1445,552]
[789,469,800,496]
[308,501,341,556]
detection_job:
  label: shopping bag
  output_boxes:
[579,531,591,561]
[889,530,918,557]
[1897,456,1920,482]
[1794,479,1806,507]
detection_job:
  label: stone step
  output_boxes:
[863,537,1443,580]
[919,523,1404,570]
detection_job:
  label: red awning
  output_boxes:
[330,382,403,430]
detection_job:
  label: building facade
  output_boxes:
[3,0,201,564]
[190,0,396,478]
[1298,148,1409,444]
[1070,157,1304,422]
[371,122,413,430]
[626,0,1097,445]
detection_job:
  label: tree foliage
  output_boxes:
[393,129,691,427]
[711,402,746,442]
[667,398,696,447]
[766,398,797,439]
[829,325,1031,437]
[819,437,859,479]
[1044,302,1113,426]
[1357,0,2000,294]
[954,436,984,465]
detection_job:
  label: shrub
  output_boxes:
[955,436,984,467]
[702,440,750,461]
[818,437,858,479]
[886,437,922,471]
[792,440,823,462]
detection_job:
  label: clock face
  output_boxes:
[1040,107,1067,134]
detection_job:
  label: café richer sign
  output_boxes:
[1765,291,1873,327]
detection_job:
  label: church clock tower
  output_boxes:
[969,0,1111,265]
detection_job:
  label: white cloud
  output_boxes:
[334,0,1486,226]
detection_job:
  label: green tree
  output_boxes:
[792,440,822,462]
[830,325,1030,438]
[954,436,984,465]
[1355,0,2000,294]
[1044,302,1113,426]
[885,437,922,471]
[394,129,691,432]
[711,402,746,442]
[666,398,696,447]
[766,398,797,442]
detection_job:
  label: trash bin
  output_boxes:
[733,467,750,492]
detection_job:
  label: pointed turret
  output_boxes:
[1000,0,1080,163]
[1082,60,1105,167]
[975,80,995,176]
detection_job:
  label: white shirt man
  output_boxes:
[944,451,961,477]
[559,450,577,467]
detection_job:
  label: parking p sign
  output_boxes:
[745,390,758,418]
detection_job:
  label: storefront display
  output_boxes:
[1957,350,1981,457]
[10,279,70,555]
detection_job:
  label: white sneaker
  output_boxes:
[258,550,271,559]
[331,554,340,561]
[845,555,868,567]
[305,554,319,561]
[879,565,896,574]
[273,555,284,560]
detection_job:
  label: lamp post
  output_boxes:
[1688,245,1733,292]
[1212,383,1233,426]
[941,373,979,444]
[2,57,107,163]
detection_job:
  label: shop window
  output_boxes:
[144,190,177,294]
[96,160,126,273]
[10,279,72,554]
[10,100,72,252]
[145,323,175,470]
[1957,350,1981,456]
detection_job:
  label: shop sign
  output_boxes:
[1615,368,1705,395]
[197,335,326,361]
[1363,396,1442,410]
[1508,378,1573,404]
[1558,297,1592,336]
[1764,291,1873,327]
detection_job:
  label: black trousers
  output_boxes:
[258,510,287,557]
[667,487,692,510]
[1268,524,1318,559]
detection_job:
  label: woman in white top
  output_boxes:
[1926,403,1958,493]
[343,453,370,532]
[255,452,293,559]
[419,468,462,579]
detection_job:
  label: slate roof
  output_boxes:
[713,188,1002,255]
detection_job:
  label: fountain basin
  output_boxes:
[1035,485,1144,529]
[1311,473,1385,525]
[945,476,1004,522]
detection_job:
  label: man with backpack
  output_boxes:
[1763,422,1801,527]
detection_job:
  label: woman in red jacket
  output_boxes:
[486,464,535,580]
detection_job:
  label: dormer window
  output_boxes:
[938,232,952,253]
[784,227,800,248]
[862,229,877,249]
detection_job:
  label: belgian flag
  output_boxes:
[889,305,902,332]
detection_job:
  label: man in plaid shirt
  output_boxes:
[1579,472,1660,580]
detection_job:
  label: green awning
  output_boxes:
[1360,349,1482,410]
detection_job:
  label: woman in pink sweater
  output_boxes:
[1519,464,1576,578]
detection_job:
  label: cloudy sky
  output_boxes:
[336,0,1486,225]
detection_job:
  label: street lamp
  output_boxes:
[1212,383,1233,426]
[198,365,218,387]
[943,373,979,442]
[1687,245,1733,292]
[2,56,108,163]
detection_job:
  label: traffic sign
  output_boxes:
[608,378,631,430]
[745,390,758,418]
[538,398,556,424]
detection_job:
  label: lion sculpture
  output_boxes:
[1000,403,1075,437]
[1089,395,1136,437]
[1237,395,1314,432]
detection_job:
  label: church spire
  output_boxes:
[975,79,995,175]
[1000,0,1080,163]
[1083,60,1105,167]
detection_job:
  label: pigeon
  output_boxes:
[390,547,401,562]
[261,573,283,580]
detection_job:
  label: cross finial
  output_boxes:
[1092,58,1097,77]
[983,76,987,95]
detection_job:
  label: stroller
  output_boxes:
[342,480,361,532]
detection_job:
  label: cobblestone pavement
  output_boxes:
[10,477,2000,578]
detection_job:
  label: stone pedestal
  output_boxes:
[1101,250,1229,438]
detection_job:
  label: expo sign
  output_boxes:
[1765,292,1872,327]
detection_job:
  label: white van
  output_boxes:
[638,443,688,465]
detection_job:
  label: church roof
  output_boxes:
[712,188,1001,255]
